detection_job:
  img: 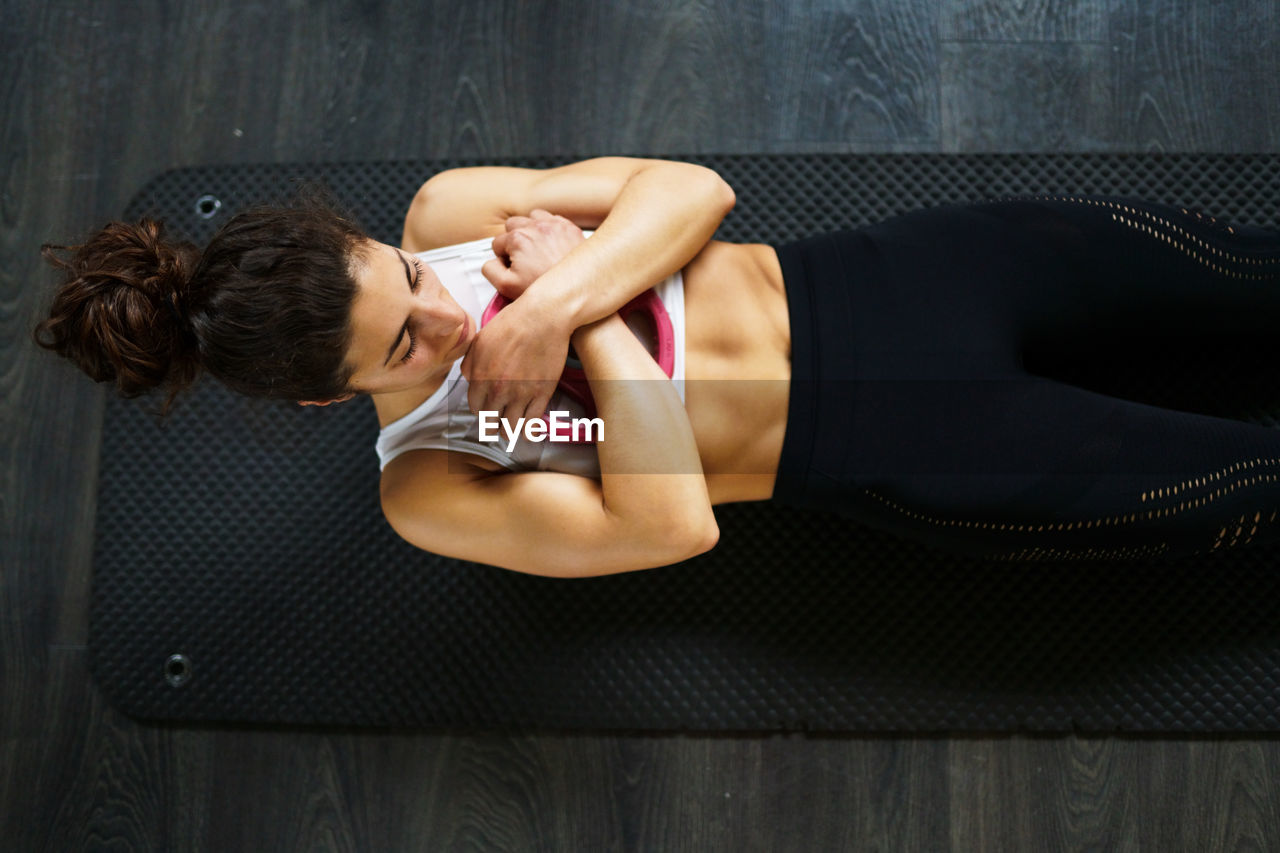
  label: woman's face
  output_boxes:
[341,239,476,397]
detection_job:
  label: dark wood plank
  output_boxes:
[1112,0,1280,151]
[941,0,1107,42]
[941,42,1114,151]
[761,0,940,147]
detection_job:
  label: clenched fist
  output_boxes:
[481,209,586,299]
[460,210,584,421]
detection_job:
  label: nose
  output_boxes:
[417,288,466,336]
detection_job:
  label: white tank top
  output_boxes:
[374,236,686,478]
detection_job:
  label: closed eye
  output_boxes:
[400,331,418,363]
[398,257,426,363]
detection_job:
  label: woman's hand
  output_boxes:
[481,209,586,299]
[408,159,736,421]
[461,211,584,421]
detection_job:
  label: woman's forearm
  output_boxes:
[570,314,716,548]
[525,162,735,328]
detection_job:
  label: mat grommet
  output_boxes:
[194,194,221,219]
[164,654,192,688]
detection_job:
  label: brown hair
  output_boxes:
[34,190,368,417]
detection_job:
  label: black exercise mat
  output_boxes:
[89,154,1280,732]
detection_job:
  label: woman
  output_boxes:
[35,157,1280,575]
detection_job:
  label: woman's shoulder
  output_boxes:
[399,168,522,253]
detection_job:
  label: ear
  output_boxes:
[298,392,356,407]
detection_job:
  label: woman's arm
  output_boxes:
[379,313,718,577]
[400,157,736,422]
[401,157,735,323]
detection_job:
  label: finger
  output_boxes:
[512,394,540,431]
[490,231,511,261]
[495,391,524,427]
[481,258,517,291]
[527,388,554,426]
[538,209,576,229]
[504,215,533,232]
[513,401,538,432]
[522,378,556,421]
[529,208,555,220]
[475,379,507,419]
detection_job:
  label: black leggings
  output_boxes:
[772,196,1280,561]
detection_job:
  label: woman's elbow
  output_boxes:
[697,519,721,557]
[573,514,719,577]
[669,162,734,219]
[703,168,736,217]
[678,513,720,561]
[407,171,452,222]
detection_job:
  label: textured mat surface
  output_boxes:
[90,154,1280,732]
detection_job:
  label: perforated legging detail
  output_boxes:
[1017,196,1280,279]
[772,196,1280,561]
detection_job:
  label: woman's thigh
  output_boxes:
[847,196,1280,349]
[836,372,1280,560]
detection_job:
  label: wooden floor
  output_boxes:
[6,0,1280,849]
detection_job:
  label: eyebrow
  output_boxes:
[382,252,416,367]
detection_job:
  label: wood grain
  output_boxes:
[1112,0,1280,151]
[765,0,939,146]
[6,0,1280,850]
[941,0,1108,42]
[941,42,1114,151]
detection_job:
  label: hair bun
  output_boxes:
[34,219,203,412]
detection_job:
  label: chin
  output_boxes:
[414,362,454,391]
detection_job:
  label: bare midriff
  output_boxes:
[680,241,790,505]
